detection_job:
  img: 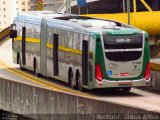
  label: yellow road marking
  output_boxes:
[0,60,93,98]
[0,39,93,98]
[5,68,60,91]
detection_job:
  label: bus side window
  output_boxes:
[33,25,40,38]
[76,34,81,50]
[60,29,65,46]
[89,36,93,51]
[68,31,73,48]
[79,34,83,50]
[52,28,57,43]
[63,30,67,46]
[73,32,79,49]
[47,27,52,43]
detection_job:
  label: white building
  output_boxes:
[30,0,65,12]
[0,0,30,29]
[11,0,21,23]
[0,0,12,29]
[0,0,65,29]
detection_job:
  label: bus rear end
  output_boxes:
[94,30,150,90]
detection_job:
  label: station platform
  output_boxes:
[149,58,160,92]
[150,58,160,71]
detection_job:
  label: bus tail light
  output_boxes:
[145,62,150,80]
[96,64,103,82]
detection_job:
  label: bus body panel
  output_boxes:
[12,11,150,90]
[93,31,150,89]
[103,31,144,80]
[13,20,24,65]
[13,17,41,72]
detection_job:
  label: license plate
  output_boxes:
[119,73,129,77]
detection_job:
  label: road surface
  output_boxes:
[0,39,160,113]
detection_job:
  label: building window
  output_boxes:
[4,15,5,18]
[22,9,25,11]
[22,2,25,5]
[4,8,5,11]
[3,1,5,4]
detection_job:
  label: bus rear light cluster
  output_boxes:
[96,64,103,82]
[145,62,150,80]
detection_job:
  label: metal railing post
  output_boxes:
[127,0,131,25]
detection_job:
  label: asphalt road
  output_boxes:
[0,39,160,113]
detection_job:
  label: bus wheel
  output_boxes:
[69,70,76,89]
[77,74,86,92]
[122,87,131,92]
[34,60,41,77]
[19,57,25,70]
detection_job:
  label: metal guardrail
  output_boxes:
[0,26,11,41]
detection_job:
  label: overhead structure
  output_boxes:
[59,0,160,58]
[36,0,44,11]
[127,0,131,25]
[59,0,160,35]
[66,0,72,14]
[0,26,11,41]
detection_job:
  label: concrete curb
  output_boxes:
[0,77,159,120]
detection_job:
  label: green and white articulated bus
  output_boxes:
[11,11,150,91]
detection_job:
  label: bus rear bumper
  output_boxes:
[95,78,150,88]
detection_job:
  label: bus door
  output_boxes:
[82,40,89,86]
[53,34,59,76]
[22,27,26,65]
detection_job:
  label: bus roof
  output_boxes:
[15,11,138,33]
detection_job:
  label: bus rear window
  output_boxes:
[103,33,143,49]
[103,33,143,61]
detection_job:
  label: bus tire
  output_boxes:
[19,56,25,70]
[34,59,41,77]
[69,69,76,89]
[77,74,86,92]
[122,87,131,92]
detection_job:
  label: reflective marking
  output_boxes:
[15,36,40,43]
[46,43,82,55]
